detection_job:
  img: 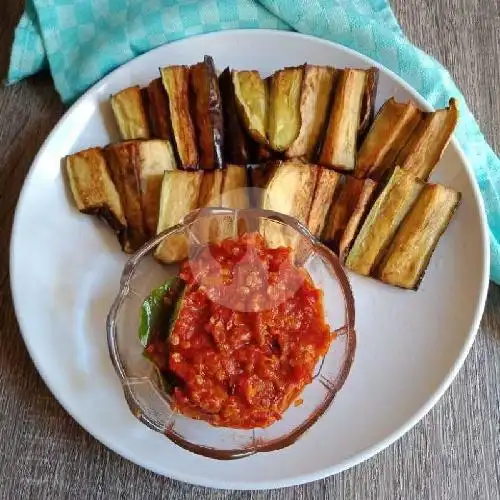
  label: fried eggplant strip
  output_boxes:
[376,184,461,289]
[345,167,423,276]
[155,170,203,263]
[146,78,172,140]
[219,67,253,165]
[319,69,367,171]
[111,86,151,140]
[307,167,340,238]
[355,98,422,180]
[396,98,459,181]
[267,66,304,151]
[260,160,317,248]
[358,67,380,142]
[160,65,199,169]
[137,140,177,237]
[190,56,224,169]
[105,141,148,252]
[65,147,126,239]
[232,70,268,145]
[222,165,251,209]
[286,65,337,160]
[322,176,377,260]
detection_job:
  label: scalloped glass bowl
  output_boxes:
[107,207,356,459]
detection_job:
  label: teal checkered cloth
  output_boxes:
[7,0,500,283]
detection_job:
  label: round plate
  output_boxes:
[10,30,489,489]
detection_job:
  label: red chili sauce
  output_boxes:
[147,233,333,429]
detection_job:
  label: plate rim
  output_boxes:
[9,29,490,490]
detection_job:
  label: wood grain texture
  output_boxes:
[0,1,499,498]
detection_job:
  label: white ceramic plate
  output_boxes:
[10,30,489,489]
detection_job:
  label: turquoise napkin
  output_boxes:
[7,0,500,283]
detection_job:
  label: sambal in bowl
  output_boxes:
[107,207,355,459]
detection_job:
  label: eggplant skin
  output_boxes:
[232,70,268,145]
[189,56,224,170]
[110,86,151,140]
[358,67,379,143]
[219,67,252,165]
[65,147,126,239]
[160,65,199,169]
[376,183,461,290]
[267,66,304,152]
[345,167,423,276]
[105,141,149,253]
[154,170,203,263]
[319,69,367,171]
[146,78,172,140]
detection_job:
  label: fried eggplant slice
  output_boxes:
[146,78,171,140]
[260,160,317,248]
[190,56,224,169]
[105,141,148,252]
[222,165,250,209]
[322,176,377,260]
[219,68,252,165]
[198,169,224,208]
[345,167,423,276]
[248,162,279,207]
[355,98,422,180]
[319,69,367,171]
[286,65,337,160]
[137,140,177,237]
[111,86,151,140]
[65,147,126,239]
[160,65,199,169]
[396,98,459,181]
[267,66,304,151]
[377,184,461,289]
[358,67,379,142]
[232,70,268,144]
[155,171,203,263]
[307,167,340,238]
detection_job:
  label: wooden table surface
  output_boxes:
[0,1,499,498]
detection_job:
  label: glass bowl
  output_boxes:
[107,207,356,459]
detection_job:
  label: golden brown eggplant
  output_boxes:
[198,169,224,208]
[65,147,126,238]
[111,86,151,140]
[221,165,251,209]
[285,65,337,160]
[376,183,461,289]
[260,160,317,248]
[355,98,422,180]
[345,167,423,276]
[358,67,379,142]
[160,65,199,169]
[322,176,377,260]
[219,67,253,165]
[395,98,459,181]
[267,66,304,151]
[154,170,203,263]
[105,141,148,252]
[146,78,171,140]
[307,167,340,238]
[232,70,268,145]
[319,69,367,171]
[137,140,177,237]
[190,56,224,170]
